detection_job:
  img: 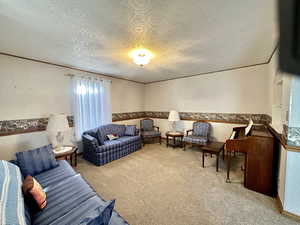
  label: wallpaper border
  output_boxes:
[0,111,271,137]
[144,111,271,125]
[286,126,300,147]
[0,116,74,137]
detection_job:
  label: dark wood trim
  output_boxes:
[0,112,269,137]
[276,195,284,213]
[282,210,300,222]
[0,44,278,85]
[267,44,278,63]
[267,124,300,152]
[285,145,300,153]
[150,115,267,125]
[282,210,300,223]
[277,195,300,222]
[0,118,247,137]
[176,118,248,125]
[267,124,286,146]
[0,52,145,84]
[0,128,45,137]
[147,44,279,84]
[146,62,269,84]
[150,117,249,124]
[112,117,144,122]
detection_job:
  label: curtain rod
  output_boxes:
[65,74,112,82]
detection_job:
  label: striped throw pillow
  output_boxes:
[16,144,58,177]
[22,176,47,210]
[0,160,27,225]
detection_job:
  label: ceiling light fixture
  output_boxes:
[129,48,154,67]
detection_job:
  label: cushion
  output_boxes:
[83,128,99,139]
[193,122,210,137]
[83,134,99,146]
[79,199,115,225]
[183,135,208,144]
[16,144,58,177]
[103,136,141,146]
[141,120,154,131]
[0,160,28,225]
[124,125,136,136]
[34,160,76,188]
[107,134,119,141]
[22,176,47,210]
[32,174,97,225]
[141,130,161,137]
[97,124,126,144]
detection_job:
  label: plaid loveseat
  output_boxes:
[82,124,142,166]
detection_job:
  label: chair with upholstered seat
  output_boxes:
[140,118,161,145]
[183,121,210,150]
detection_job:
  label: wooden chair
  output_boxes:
[140,118,161,145]
[183,121,210,150]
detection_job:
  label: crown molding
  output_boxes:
[0,43,278,84]
[0,52,146,85]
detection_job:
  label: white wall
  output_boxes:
[0,55,145,159]
[144,64,272,140]
[289,76,300,128]
[284,151,300,215]
[278,145,287,206]
[268,50,300,217]
[145,64,272,114]
[283,76,300,216]
[0,55,144,120]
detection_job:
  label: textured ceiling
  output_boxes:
[0,0,278,83]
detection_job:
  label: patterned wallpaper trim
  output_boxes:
[270,124,300,150]
[0,111,271,137]
[287,126,300,147]
[0,116,74,137]
[112,112,146,121]
[144,111,271,125]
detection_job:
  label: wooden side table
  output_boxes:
[54,145,78,167]
[200,142,225,172]
[166,131,184,148]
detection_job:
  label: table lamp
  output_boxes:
[168,110,180,133]
[46,114,70,151]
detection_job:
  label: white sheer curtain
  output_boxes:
[72,76,112,141]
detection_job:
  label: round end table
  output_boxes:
[166,131,184,148]
[54,145,78,167]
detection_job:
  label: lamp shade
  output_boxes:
[168,110,180,122]
[46,114,69,133]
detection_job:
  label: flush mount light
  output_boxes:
[129,48,154,66]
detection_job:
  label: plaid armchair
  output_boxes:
[183,121,210,150]
[140,118,161,145]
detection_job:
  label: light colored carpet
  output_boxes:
[75,143,297,225]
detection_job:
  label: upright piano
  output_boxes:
[225,125,277,197]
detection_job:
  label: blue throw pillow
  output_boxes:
[16,144,58,177]
[125,125,136,136]
[80,199,115,225]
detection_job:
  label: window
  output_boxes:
[72,76,112,141]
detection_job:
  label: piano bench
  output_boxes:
[200,142,225,172]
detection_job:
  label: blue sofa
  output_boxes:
[82,124,142,166]
[1,159,129,225]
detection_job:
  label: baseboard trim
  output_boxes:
[276,195,284,213]
[276,195,300,222]
[282,210,300,223]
